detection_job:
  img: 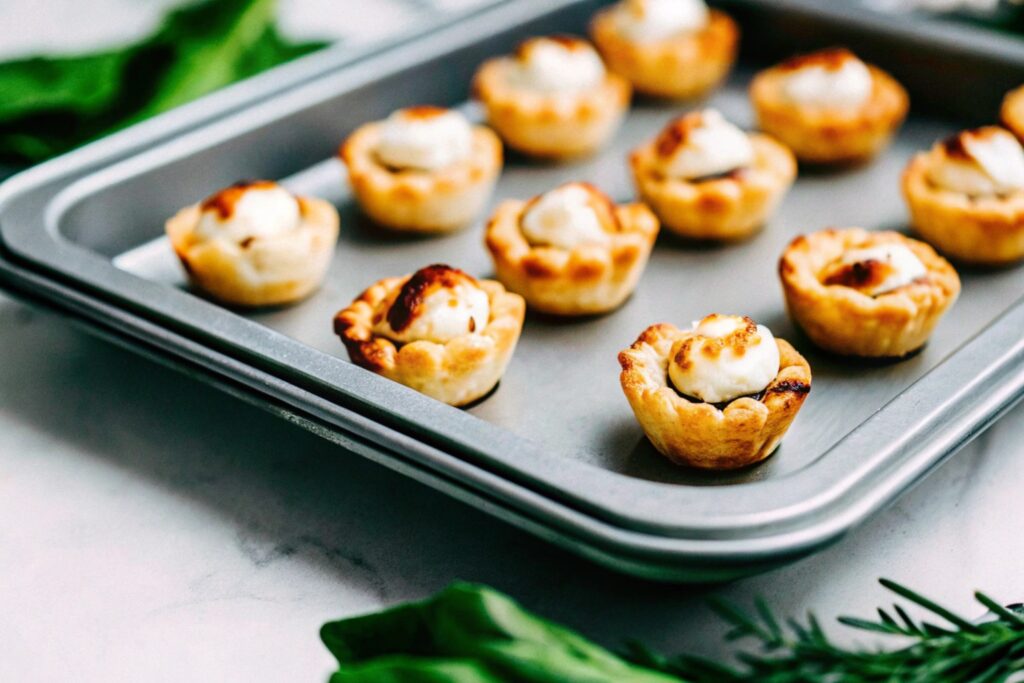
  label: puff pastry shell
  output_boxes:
[750,51,908,164]
[334,266,525,406]
[472,39,631,159]
[340,116,502,233]
[484,185,659,315]
[619,324,811,470]
[166,183,339,307]
[630,132,795,240]
[902,134,1024,265]
[779,228,960,357]
[589,8,738,99]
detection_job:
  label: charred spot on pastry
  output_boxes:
[822,258,893,292]
[940,132,971,160]
[768,380,811,395]
[655,114,700,158]
[239,236,256,249]
[386,264,475,332]
[200,180,277,219]
[778,47,856,73]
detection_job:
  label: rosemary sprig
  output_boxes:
[628,578,1024,682]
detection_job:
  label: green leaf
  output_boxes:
[320,582,682,683]
[0,50,133,125]
[0,0,327,164]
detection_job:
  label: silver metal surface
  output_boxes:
[2,0,1023,579]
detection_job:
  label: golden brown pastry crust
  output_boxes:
[484,190,659,315]
[618,325,811,470]
[166,189,339,308]
[902,142,1024,265]
[630,133,796,240]
[589,8,737,99]
[750,54,908,164]
[1001,85,1024,142]
[340,119,502,233]
[334,270,525,406]
[779,228,960,357]
[472,44,631,159]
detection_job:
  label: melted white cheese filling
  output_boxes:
[195,184,300,243]
[782,53,872,109]
[927,126,1024,196]
[510,38,606,93]
[375,107,473,171]
[668,314,780,404]
[520,183,612,249]
[658,109,754,180]
[614,0,709,42]
[376,282,490,344]
[831,244,927,296]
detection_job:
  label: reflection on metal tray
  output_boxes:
[2,0,1023,580]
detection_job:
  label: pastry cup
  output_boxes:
[749,60,908,164]
[472,55,631,159]
[484,196,659,315]
[340,121,502,233]
[618,324,811,470]
[630,133,796,240]
[334,276,525,407]
[779,228,960,358]
[166,195,339,308]
[1001,85,1024,142]
[589,8,738,99]
[902,145,1024,265]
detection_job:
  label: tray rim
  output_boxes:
[2,0,1024,545]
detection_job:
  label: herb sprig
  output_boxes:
[321,579,1024,682]
[629,579,1024,682]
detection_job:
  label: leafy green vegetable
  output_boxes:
[0,0,327,163]
[322,580,1024,683]
[320,582,679,682]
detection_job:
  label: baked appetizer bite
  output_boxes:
[165,180,339,307]
[334,264,525,406]
[902,126,1024,265]
[779,228,960,358]
[340,106,502,233]
[472,35,631,159]
[630,109,796,240]
[589,0,738,99]
[484,182,658,315]
[1001,85,1024,142]
[618,314,811,470]
[750,48,908,164]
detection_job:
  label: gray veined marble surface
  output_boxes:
[1,1,1024,681]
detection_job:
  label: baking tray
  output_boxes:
[2,0,1023,580]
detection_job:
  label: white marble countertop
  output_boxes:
[2,2,1023,681]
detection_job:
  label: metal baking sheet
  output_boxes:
[2,0,1024,579]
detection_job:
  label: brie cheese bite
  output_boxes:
[630,109,795,239]
[334,264,525,406]
[750,49,908,164]
[340,105,502,233]
[903,126,1024,264]
[472,36,631,159]
[590,0,738,99]
[165,180,339,307]
[618,314,811,470]
[779,228,960,358]
[485,182,659,315]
